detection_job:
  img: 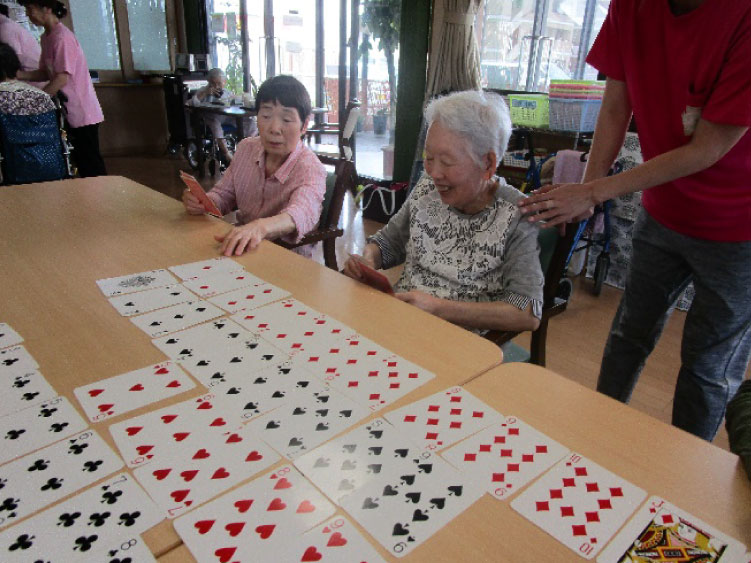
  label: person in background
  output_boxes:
[343,90,543,335]
[182,75,326,258]
[0,4,40,77]
[726,380,751,480]
[191,68,235,164]
[518,0,751,441]
[16,0,105,178]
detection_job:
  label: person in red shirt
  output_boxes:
[518,0,751,441]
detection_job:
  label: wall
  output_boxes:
[95,83,169,157]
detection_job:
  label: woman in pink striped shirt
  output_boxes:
[183,75,326,258]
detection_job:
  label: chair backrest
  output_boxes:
[0,110,67,185]
[538,225,577,308]
[319,158,356,230]
[339,100,361,160]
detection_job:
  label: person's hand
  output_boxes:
[517,183,596,227]
[182,189,206,215]
[394,290,441,315]
[342,253,376,280]
[214,219,269,256]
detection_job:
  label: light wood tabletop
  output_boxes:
[157,362,750,562]
[0,176,502,557]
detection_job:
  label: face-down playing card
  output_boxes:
[173,465,336,563]
[511,452,646,560]
[74,361,195,423]
[440,415,569,501]
[130,300,225,338]
[291,334,435,412]
[0,472,162,563]
[96,269,178,297]
[151,317,254,361]
[0,323,23,350]
[0,369,57,417]
[246,386,369,460]
[133,423,280,519]
[383,386,504,452]
[107,284,196,317]
[596,496,747,563]
[0,396,88,465]
[168,257,244,281]
[294,417,430,504]
[339,449,484,558]
[276,515,388,563]
[0,429,124,530]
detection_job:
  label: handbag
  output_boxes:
[357,181,408,224]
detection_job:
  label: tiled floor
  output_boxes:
[104,153,744,453]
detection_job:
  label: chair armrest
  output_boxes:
[482,330,519,347]
[273,227,344,249]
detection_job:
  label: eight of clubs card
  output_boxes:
[74,361,195,422]
[511,452,646,559]
[441,415,569,500]
[597,496,746,562]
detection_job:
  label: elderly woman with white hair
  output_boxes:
[343,90,543,334]
[191,68,243,164]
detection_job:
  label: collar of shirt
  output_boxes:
[254,139,306,184]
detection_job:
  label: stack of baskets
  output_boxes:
[548,80,605,132]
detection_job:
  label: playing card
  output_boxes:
[179,170,222,217]
[133,423,280,518]
[384,386,503,452]
[96,269,178,297]
[511,452,646,559]
[0,397,88,465]
[210,359,328,422]
[0,369,57,417]
[168,258,244,281]
[340,450,483,558]
[355,260,394,295]
[94,534,156,563]
[208,282,291,314]
[108,284,196,317]
[0,344,38,375]
[152,317,253,361]
[441,415,569,501]
[130,300,225,338]
[0,323,23,350]
[110,393,237,468]
[295,417,428,504]
[174,465,335,563]
[247,387,369,459]
[276,515,387,563]
[182,270,266,299]
[177,334,288,388]
[74,361,196,423]
[0,429,123,530]
[597,496,747,562]
[292,334,435,412]
[0,472,162,562]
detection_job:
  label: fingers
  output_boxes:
[182,190,204,215]
[342,258,363,280]
[215,227,263,256]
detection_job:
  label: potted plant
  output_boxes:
[373,107,388,135]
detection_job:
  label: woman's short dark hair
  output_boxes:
[255,75,311,126]
[0,43,21,81]
[18,0,67,18]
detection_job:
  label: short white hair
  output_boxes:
[424,90,512,165]
[208,67,225,80]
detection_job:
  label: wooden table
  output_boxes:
[0,177,502,558]
[157,363,751,562]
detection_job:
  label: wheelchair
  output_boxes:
[184,120,238,176]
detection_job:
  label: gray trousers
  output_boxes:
[597,209,751,441]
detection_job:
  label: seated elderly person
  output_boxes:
[0,42,54,115]
[183,75,327,258]
[190,68,238,164]
[344,90,543,334]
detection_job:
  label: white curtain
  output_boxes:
[425,0,482,97]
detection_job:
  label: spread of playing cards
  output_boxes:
[0,248,745,563]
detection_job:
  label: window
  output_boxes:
[127,0,171,72]
[70,0,120,70]
[476,0,610,92]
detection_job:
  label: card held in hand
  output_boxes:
[511,452,646,560]
[179,170,222,217]
[596,495,747,563]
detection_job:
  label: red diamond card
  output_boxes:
[511,452,645,559]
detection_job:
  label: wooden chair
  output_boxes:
[483,224,578,366]
[274,158,357,270]
[306,100,361,165]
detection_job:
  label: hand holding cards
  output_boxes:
[180,171,222,217]
[348,255,394,295]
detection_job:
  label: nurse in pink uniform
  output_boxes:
[17,0,105,177]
